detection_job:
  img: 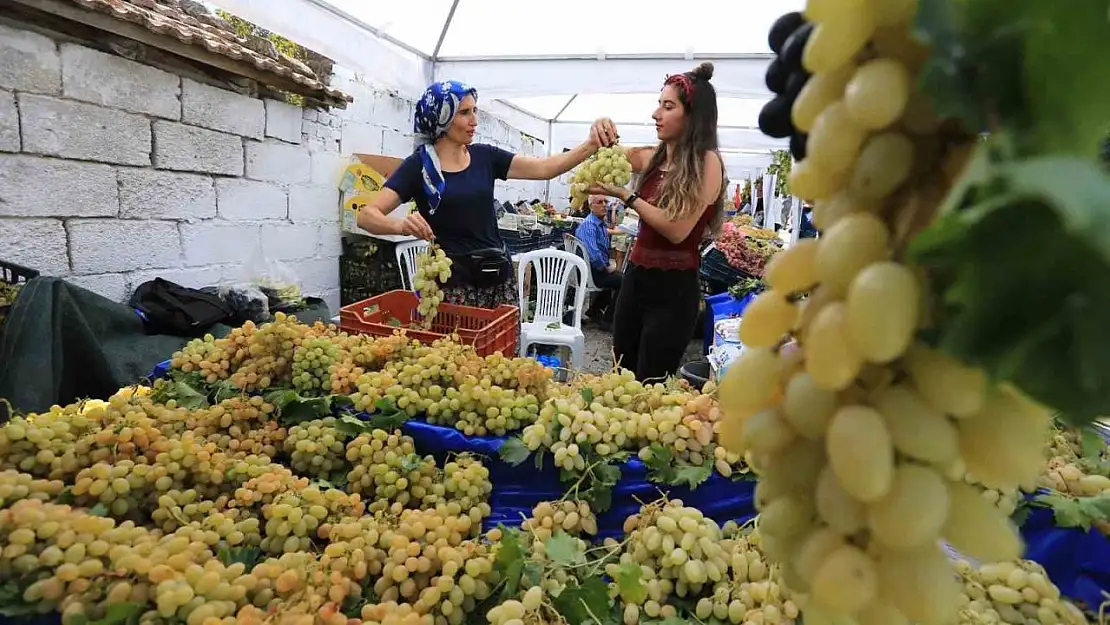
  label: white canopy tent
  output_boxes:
[211,0,796,178]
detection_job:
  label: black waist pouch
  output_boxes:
[450,248,512,289]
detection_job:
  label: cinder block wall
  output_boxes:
[0,21,546,311]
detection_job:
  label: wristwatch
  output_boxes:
[624,193,639,208]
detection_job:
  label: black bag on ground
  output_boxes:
[450,248,512,289]
[129,278,232,336]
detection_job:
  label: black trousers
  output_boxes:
[612,264,700,382]
[586,268,623,319]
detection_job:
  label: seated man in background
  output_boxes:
[575,195,623,327]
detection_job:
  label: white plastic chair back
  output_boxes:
[562,234,599,291]
[562,233,575,252]
[394,239,430,290]
[516,249,587,328]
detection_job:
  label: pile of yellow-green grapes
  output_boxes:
[569,146,633,208]
[521,371,746,477]
[412,245,452,329]
[1,303,1100,625]
[718,0,1064,624]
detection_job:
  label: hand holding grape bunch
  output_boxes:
[413,245,451,329]
[569,146,634,209]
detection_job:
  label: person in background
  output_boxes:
[585,62,726,381]
[608,200,632,271]
[357,80,617,308]
[799,202,818,239]
[575,195,623,327]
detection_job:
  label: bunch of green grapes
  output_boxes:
[151,489,261,550]
[326,507,494,622]
[687,524,800,625]
[432,455,493,522]
[618,499,729,601]
[69,459,155,519]
[344,429,439,512]
[413,245,452,328]
[425,380,541,437]
[0,403,101,479]
[940,460,1026,517]
[0,468,65,507]
[259,485,364,555]
[715,2,1056,623]
[522,373,722,472]
[291,336,340,394]
[569,146,633,208]
[182,395,283,459]
[283,417,351,480]
[170,312,323,391]
[953,559,1088,625]
[522,499,599,541]
[486,587,549,625]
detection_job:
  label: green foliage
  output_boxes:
[910,0,1110,423]
[766,149,792,197]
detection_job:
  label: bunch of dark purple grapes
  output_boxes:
[759,12,812,161]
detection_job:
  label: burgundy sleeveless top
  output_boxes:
[629,168,716,270]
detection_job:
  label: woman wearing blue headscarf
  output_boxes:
[358,80,617,309]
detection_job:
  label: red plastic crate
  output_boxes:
[339,290,519,356]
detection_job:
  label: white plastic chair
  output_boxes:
[563,234,602,294]
[516,249,588,370]
[394,239,430,290]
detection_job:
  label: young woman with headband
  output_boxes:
[587,62,726,381]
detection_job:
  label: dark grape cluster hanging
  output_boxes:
[759,12,812,162]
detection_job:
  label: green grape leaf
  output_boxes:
[400,453,428,474]
[545,531,586,568]
[212,379,242,403]
[550,576,612,625]
[89,502,109,517]
[169,378,211,410]
[615,561,647,605]
[671,463,713,489]
[363,399,409,430]
[592,461,622,486]
[909,151,1110,423]
[1076,492,1110,523]
[216,546,262,569]
[264,389,299,411]
[580,387,594,404]
[521,560,545,590]
[1010,499,1033,528]
[494,526,526,598]
[498,437,532,466]
[1080,428,1106,460]
[1034,493,1090,529]
[334,414,374,438]
[89,601,143,625]
[645,618,691,625]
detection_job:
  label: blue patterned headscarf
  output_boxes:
[413,80,478,214]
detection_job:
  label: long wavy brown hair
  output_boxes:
[636,62,727,236]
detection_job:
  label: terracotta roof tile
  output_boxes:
[66,0,352,106]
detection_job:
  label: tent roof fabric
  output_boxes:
[312,0,798,130]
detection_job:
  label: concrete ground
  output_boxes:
[532,321,705,376]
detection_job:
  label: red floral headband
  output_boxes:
[664,73,696,103]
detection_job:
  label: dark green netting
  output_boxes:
[0,277,330,414]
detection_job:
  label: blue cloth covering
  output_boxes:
[704,291,756,355]
[396,419,756,539]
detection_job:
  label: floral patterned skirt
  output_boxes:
[441,277,517,308]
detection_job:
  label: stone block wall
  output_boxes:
[0,21,546,312]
